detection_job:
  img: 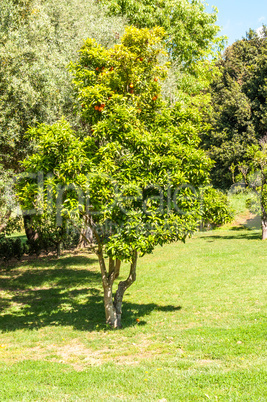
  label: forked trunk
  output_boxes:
[113,250,137,328]
[85,215,137,328]
[99,250,137,328]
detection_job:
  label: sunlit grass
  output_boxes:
[0,229,266,400]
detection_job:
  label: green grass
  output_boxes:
[0,229,266,401]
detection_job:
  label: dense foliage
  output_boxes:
[104,0,224,122]
[103,0,223,66]
[202,26,267,188]
[0,0,125,172]
[0,234,26,264]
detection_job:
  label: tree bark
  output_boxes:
[99,250,137,328]
[81,214,136,328]
[79,225,93,247]
[261,186,267,240]
[113,250,137,328]
[56,242,62,257]
[262,212,267,240]
[23,215,38,241]
[103,285,118,326]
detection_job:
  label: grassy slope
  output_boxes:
[0,228,266,401]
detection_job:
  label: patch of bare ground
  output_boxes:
[0,337,165,371]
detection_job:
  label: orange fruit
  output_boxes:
[152,96,157,101]
[154,77,158,82]
[129,83,134,88]
[96,67,99,71]
[94,105,99,110]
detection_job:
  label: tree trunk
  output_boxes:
[97,249,137,328]
[113,250,138,328]
[56,242,62,257]
[261,194,267,240]
[23,215,38,241]
[84,214,136,328]
[262,213,267,240]
[103,285,118,326]
[79,226,93,247]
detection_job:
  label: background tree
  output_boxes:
[0,0,126,237]
[104,0,225,122]
[237,137,267,240]
[202,26,267,188]
[0,0,125,172]
[103,0,223,66]
[18,27,232,328]
[0,165,16,233]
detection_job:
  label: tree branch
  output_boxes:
[114,250,138,325]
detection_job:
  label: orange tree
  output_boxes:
[18,27,231,328]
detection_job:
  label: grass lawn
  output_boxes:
[0,228,266,401]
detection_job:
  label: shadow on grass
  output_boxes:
[199,230,261,242]
[0,256,181,332]
[1,254,99,271]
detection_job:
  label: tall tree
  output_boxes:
[17,27,232,327]
[202,26,267,188]
[0,0,125,172]
[104,0,224,106]
[104,0,223,66]
[236,137,267,240]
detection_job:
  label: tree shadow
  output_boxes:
[0,258,181,332]
[199,231,261,242]
[1,254,98,271]
[244,215,261,230]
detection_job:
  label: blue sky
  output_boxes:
[206,0,267,45]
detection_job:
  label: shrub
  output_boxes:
[0,235,27,264]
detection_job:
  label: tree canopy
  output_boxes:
[202,26,267,188]
[104,0,223,66]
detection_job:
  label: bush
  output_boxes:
[201,187,234,229]
[0,235,27,264]
[25,224,80,256]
